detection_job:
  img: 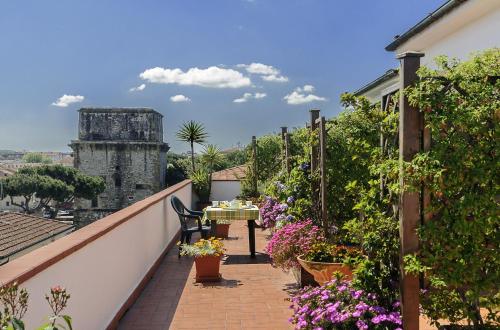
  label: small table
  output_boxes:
[204,205,260,258]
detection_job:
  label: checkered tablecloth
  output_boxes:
[204,206,260,221]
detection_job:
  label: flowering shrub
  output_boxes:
[180,237,226,257]
[259,196,286,228]
[290,279,402,330]
[265,219,324,271]
[0,282,72,330]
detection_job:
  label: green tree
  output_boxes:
[176,120,208,173]
[22,153,52,164]
[165,152,188,187]
[1,165,105,216]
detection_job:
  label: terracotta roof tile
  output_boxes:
[211,165,247,181]
[0,212,74,259]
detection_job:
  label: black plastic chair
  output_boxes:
[171,196,211,257]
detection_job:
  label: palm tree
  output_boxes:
[176,120,208,172]
[201,144,225,201]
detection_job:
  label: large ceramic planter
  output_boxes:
[215,223,230,239]
[297,255,353,286]
[194,255,222,282]
[291,266,318,288]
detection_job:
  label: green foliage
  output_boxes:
[223,148,247,168]
[165,152,189,186]
[403,49,500,327]
[190,168,211,202]
[303,242,363,264]
[22,153,52,164]
[200,144,225,200]
[337,92,401,308]
[265,159,314,222]
[0,165,105,214]
[176,120,208,172]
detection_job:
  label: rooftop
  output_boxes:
[0,212,74,260]
[385,0,467,51]
[78,107,162,115]
[212,165,247,181]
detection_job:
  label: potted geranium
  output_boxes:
[297,242,363,285]
[180,237,226,282]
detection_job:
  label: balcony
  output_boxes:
[0,179,295,329]
[0,180,446,329]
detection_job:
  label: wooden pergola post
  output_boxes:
[281,127,290,173]
[397,51,424,330]
[251,136,258,195]
[309,110,320,172]
[318,116,328,234]
[309,109,321,224]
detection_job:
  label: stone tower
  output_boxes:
[70,108,169,227]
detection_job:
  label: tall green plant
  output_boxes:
[176,120,208,172]
[201,144,225,200]
[404,49,500,327]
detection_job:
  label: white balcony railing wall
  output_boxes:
[0,180,192,329]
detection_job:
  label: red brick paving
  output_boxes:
[118,221,295,330]
[118,220,444,330]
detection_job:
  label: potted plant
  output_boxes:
[191,168,211,210]
[265,219,324,285]
[290,277,402,329]
[215,218,232,239]
[297,242,363,285]
[180,237,226,282]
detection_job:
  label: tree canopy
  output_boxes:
[1,164,105,215]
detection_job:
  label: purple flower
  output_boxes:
[287,196,295,204]
[300,162,310,171]
[356,320,368,330]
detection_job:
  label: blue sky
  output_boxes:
[0,0,444,153]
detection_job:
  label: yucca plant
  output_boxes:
[176,120,208,172]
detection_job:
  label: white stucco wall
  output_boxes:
[211,181,241,201]
[360,0,500,102]
[2,181,191,329]
[396,0,500,65]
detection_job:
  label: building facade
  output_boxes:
[356,0,500,102]
[70,108,169,227]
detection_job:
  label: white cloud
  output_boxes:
[129,84,146,92]
[233,92,267,103]
[262,74,289,82]
[237,62,289,83]
[140,66,251,88]
[302,84,314,92]
[284,85,326,105]
[51,94,84,107]
[170,94,191,103]
[238,63,279,75]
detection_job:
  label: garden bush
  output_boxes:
[403,49,500,327]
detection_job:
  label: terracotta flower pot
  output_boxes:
[215,223,230,239]
[194,255,222,282]
[297,255,353,286]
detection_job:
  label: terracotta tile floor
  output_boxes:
[118,221,295,330]
[117,220,442,330]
